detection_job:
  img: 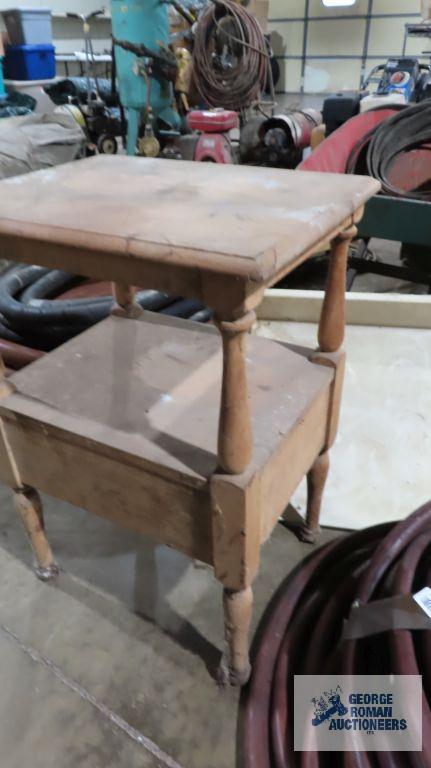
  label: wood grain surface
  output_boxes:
[1,312,333,486]
[0,156,379,283]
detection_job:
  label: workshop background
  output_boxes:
[0,0,426,87]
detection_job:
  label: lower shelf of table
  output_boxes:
[0,311,334,565]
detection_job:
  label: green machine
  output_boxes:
[110,0,180,155]
[356,196,431,288]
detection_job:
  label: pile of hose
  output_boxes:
[192,0,268,109]
[0,90,36,119]
[242,500,431,767]
[44,78,119,108]
[347,101,431,200]
[0,264,211,369]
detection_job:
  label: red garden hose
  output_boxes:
[242,503,431,767]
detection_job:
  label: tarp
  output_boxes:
[0,110,85,179]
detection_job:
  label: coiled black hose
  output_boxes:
[347,101,431,200]
[367,101,431,199]
[0,264,212,352]
[20,268,81,302]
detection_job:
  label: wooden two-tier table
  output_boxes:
[0,157,379,685]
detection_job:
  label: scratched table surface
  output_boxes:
[0,156,379,283]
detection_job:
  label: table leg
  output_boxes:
[299,225,355,542]
[111,283,143,319]
[218,586,253,686]
[0,411,58,581]
[212,477,260,685]
[213,308,256,684]
[214,310,255,474]
[318,225,357,353]
[299,451,330,543]
[13,486,58,581]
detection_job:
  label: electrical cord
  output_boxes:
[192,0,268,110]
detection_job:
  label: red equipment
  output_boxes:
[187,109,238,163]
[299,107,399,174]
[299,104,431,201]
[187,109,238,132]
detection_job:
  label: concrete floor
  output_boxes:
[257,321,431,530]
[0,482,341,768]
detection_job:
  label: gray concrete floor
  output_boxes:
[0,482,342,768]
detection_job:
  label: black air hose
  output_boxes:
[0,267,180,328]
[160,298,206,318]
[0,318,29,345]
[0,267,112,328]
[367,100,431,199]
[0,264,212,353]
[0,315,89,350]
[19,269,81,302]
[190,307,213,322]
[347,101,431,200]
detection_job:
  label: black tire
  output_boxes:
[401,242,431,273]
[97,133,118,155]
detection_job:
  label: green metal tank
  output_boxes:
[110,0,179,154]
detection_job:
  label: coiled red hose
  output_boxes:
[242,503,431,767]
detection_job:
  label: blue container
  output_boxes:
[0,57,6,98]
[4,44,55,81]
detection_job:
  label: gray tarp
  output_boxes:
[0,110,86,179]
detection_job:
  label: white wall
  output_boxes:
[269,0,428,93]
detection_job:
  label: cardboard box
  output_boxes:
[243,0,269,33]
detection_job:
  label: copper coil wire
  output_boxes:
[192,0,268,110]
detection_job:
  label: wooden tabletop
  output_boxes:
[0,156,379,298]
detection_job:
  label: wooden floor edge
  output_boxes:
[257,289,431,329]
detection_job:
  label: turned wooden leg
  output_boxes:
[213,309,257,682]
[218,585,253,687]
[111,282,143,319]
[318,225,356,353]
[300,225,355,543]
[13,486,58,581]
[299,451,330,544]
[214,310,255,474]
